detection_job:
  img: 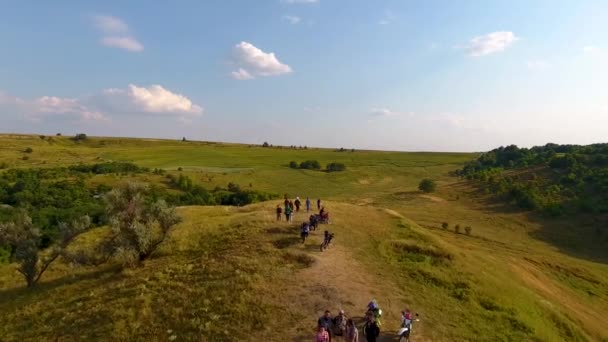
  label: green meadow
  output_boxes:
[0,133,607,341]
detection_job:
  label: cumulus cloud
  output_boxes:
[281,0,318,4]
[0,91,108,122]
[465,31,518,57]
[0,84,202,125]
[282,15,301,24]
[101,37,143,52]
[231,41,292,80]
[92,14,143,52]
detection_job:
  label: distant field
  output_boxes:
[0,134,607,341]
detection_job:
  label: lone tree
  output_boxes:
[0,212,90,288]
[418,179,437,193]
[104,183,180,267]
[262,142,269,147]
[73,133,87,141]
[326,162,346,172]
[289,161,298,169]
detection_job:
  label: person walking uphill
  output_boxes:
[362,312,380,342]
[345,319,359,342]
[306,197,311,212]
[317,198,322,210]
[276,205,282,221]
[295,197,301,212]
[318,310,333,342]
[285,205,292,222]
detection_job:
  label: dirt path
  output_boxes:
[281,234,428,341]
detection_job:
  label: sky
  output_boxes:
[1,0,607,152]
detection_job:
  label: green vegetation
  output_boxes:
[0,134,606,341]
[326,162,346,172]
[298,160,321,170]
[418,178,437,193]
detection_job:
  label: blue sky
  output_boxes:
[1,0,607,151]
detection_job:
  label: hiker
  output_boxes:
[284,198,290,208]
[317,198,321,210]
[276,205,282,221]
[316,326,330,342]
[285,205,292,222]
[289,201,295,222]
[345,319,359,342]
[309,214,318,231]
[318,310,333,342]
[333,310,347,338]
[306,197,311,212]
[362,312,380,342]
[320,207,325,217]
[301,221,310,243]
[295,197,301,211]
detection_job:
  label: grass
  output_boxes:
[0,134,607,341]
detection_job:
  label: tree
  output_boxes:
[326,162,346,172]
[24,147,33,153]
[262,142,270,147]
[289,161,298,169]
[0,212,90,287]
[104,183,180,267]
[299,160,321,170]
[418,179,437,193]
[182,137,187,142]
[73,133,87,141]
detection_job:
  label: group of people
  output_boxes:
[276,196,323,223]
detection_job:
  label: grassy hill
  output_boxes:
[0,134,607,341]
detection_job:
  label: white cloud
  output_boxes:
[281,0,318,4]
[231,41,292,80]
[93,15,129,33]
[101,37,143,52]
[92,14,143,52]
[465,31,518,57]
[0,91,108,122]
[231,68,254,80]
[104,84,203,115]
[583,46,601,54]
[282,15,301,24]
[370,108,411,117]
[526,60,551,70]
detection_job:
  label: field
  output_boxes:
[1,134,607,341]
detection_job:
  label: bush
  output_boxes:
[0,162,7,169]
[455,225,461,234]
[21,156,29,161]
[464,226,472,235]
[299,160,321,170]
[262,142,269,147]
[289,161,298,169]
[326,162,346,172]
[39,135,45,140]
[56,133,62,136]
[103,183,181,267]
[73,133,87,141]
[419,179,437,193]
[24,147,33,153]
[441,222,449,230]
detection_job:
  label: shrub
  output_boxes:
[441,222,449,230]
[182,137,187,142]
[0,162,7,169]
[419,179,437,193]
[73,133,87,141]
[103,183,181,267]
[465,226,472,235]
[326,162,346,172]
[262,141,269,147]
[177,167,183,171]
[289,161,298,169]
[0,212,90,287]
[39,135,45,140]
[24,147,33,153]
[56,133,62,136]
[299,160,321,170]
[455,225,461,234]
[21,156,29,161]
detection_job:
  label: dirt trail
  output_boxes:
[282,234,429,341]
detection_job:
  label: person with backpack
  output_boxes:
[362,312,380,342]
[276,205,282,221]
[301,221,310,243]
[317,310,333,342]
[295,197,301,211]
[317,198,321,210]
[309,214,318,231]
[306,197,311,212]
[332,310,347,338]
[285,205,292,222]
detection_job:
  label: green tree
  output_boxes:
[326,162,346,172]
[0,212,90,287]
[104,183,180,267]
[289,161,298,169]
[419,179,437,193]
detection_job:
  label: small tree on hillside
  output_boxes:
[104,183,180,267]
[441,222,449,230]
[418,179,437,193]
[0,212,90,287]
[24,147,33,153]
[326,162,346,172]
[73,133,87,141]
[262,142,270,147]
[289,161,298,169]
